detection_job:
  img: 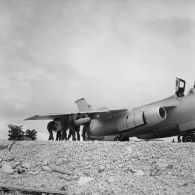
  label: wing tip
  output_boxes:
[24,115,39,121]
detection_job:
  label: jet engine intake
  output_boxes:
[143,107,167,125]
[126,106,167,130]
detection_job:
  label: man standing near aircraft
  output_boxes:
[82,122,91,141]
[68,114,76,141]
[54,119,62,141]
[47,121,56,140]
[81,114,91,141]
[75,113,81,141]
[75,125,80,141]
[61,117,69,140]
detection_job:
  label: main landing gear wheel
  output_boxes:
[114,136,129,141]
[182,135,193,142]
[114,136,120,141]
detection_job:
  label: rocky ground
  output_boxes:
[0,140,195,195]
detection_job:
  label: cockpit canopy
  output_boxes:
[175,78,186,97]
[175,78,195,97]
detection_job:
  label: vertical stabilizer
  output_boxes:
[75,98,93,112]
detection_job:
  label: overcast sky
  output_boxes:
[0,0,195,140]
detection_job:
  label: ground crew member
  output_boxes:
[68,114,76,141]
[56,130,61,141]
[47,121,56,140]
[74,113,81,141]
[54,119,62,141]
[75,125,80,141]
[82,122,91,141]
[61,117,69,140]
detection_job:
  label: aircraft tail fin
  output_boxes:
[75,98,94,112]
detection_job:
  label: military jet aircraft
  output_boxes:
[25,78,195,142]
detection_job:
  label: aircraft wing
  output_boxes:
[24,114,69,120]
[80,109,128,116]
[24,109,127,121]
[161,96,178,109]
[144,95,178,110]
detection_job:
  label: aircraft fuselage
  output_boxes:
[89,93,195,140]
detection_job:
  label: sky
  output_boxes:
[0,0,195,140]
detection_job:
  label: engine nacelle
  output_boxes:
[90,117,119,136]
[90,106,167,136]
[126,106,167,129]
[144,107,167,125]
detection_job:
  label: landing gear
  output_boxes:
[114,135,129,141]
[114,136,120,141]
[178,130,195,142]
[182,133,195,142]
[177,134,181,143]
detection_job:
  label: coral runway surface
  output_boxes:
[0,140,194,194]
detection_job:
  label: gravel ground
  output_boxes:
[0,140,195,195]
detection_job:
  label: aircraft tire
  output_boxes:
[121,136,129,141]
[114,136,120,141]
[114,136,129,141]
[182,135,193,142]
[192,134,195,142]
